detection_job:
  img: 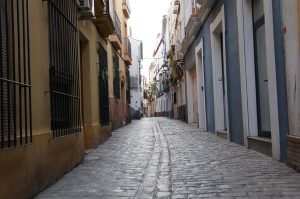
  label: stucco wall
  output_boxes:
[0,1,85,198]
[184,0,244,143]
[79,20,108,126]
[282,0,300,138]
[184,1,226,133]
[129,38,142,112]
[79,19,112,149]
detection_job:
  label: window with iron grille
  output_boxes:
[113,53,120,99]
[130,76,138,89]
[126,71,130,104]
[0,0,32,149]
[47,0,81,137]
[173,92,177,104]
[97,43,109,126]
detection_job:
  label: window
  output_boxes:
[130,76,138,89]
[126,71,130,103]
[113,53,120,99]
[0,0,32,149]
[97,43,109,126]
[173,92,177,104]
[48,0,81,137]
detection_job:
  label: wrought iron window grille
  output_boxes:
[46,0,81,137]
[0,0,32,149]
[97,43,109,126]
[113,53,120,99]
[126,71,130,103]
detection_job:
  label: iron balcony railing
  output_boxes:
[122,0,131,14]
[0,0,32,149]
[114,12,121,42]
[127,38,132,60]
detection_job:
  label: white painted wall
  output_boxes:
[282,0,300,137]
[184,0,193,28]
[129,37,143,112]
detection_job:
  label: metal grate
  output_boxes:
[126,71,130,103]
[47,0,81,137]
[113,53,120,99]
[127,38,131,60]
[97,43,109,126]
[114,12,121,42]
[130,76,138,89]
[0,0,32,149]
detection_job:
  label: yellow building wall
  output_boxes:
[107,0,132,130]
[79,21,112,149]
[107,42,115,100]
[0,1,116,198]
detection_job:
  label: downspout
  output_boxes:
[184,70,188,123]
[277,0,288,162]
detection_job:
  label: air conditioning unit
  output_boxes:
[77,0,95,19]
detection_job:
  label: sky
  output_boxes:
[129,0,171,79]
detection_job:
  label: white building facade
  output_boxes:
[129,37,143,119]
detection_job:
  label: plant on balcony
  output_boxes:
[168,49,183,87]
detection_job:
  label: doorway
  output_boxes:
[187,65,199,125]
[253,0,271,138]
[79,33,89,149]
[195,39,207,130]
[210,6,228,133]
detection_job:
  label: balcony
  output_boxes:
[94,0,115,38]
[122,0,131,19]
[109,12,122,50]
[180,0,217,55]
[124,38,132,65]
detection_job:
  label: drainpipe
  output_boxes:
[184,70,188,123]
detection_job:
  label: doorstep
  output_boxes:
[248,136,272,157]
[217,131,228,140]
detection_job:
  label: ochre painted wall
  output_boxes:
[107,0,131,130]
[0,1,85,198]
[0,132,84,199]
[78,20,112,149]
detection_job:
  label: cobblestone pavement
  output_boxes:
[36,118,300,199]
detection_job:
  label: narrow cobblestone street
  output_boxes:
[36,118,300,199]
